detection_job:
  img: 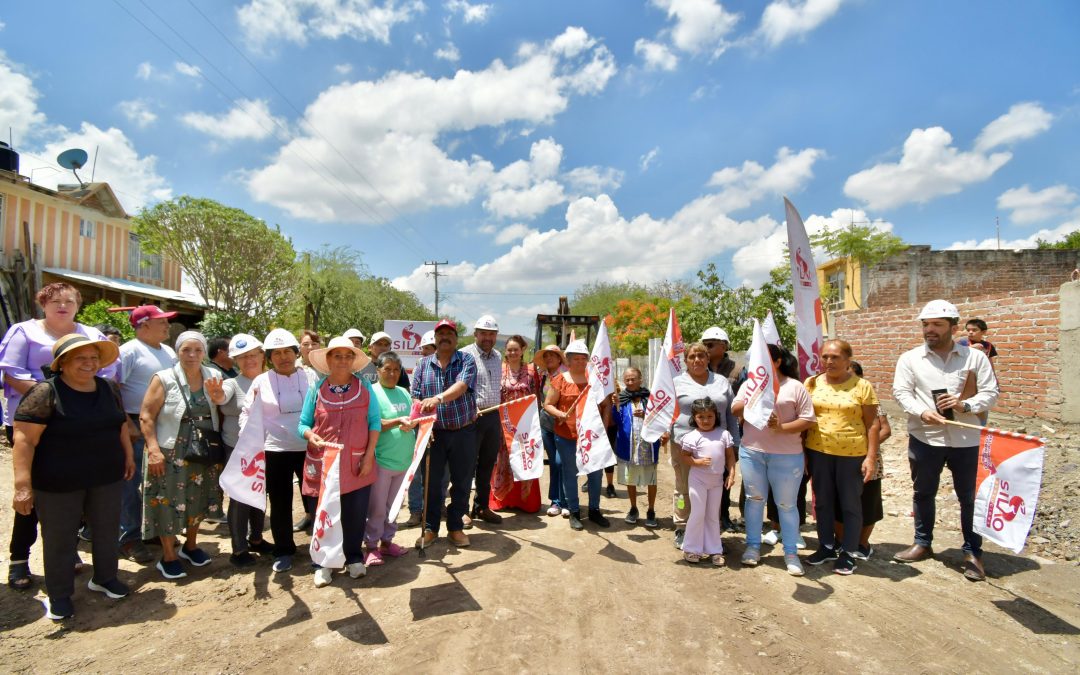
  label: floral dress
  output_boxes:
[143,387,223,538]
[488,362,542,513]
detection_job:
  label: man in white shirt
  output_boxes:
[117,305,178,563]
[460,315,504,526]
[892,300,998,581]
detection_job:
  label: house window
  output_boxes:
[79,218,96,238]
[825,269,846,312]
[127,233,163,281]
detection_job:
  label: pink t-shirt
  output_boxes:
[736,376,816,454]
[680,428,734,477]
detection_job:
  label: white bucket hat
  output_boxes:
[917,299,960,321]
[473,314,499,332]
[308,336,371,374]
[263,328,300,351]
[228,333,263,358]
[701,326,730,342]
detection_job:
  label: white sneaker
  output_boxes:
[346,562,366,579]
[546,504,561,517]
[796,535,808,550]
[761,529,780,546]
[785,554,805,576]
[561,508,570,518]
[313,567,333,588]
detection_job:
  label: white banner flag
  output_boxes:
[974,428,1046,553]
[785,197,824,380]
[588,319,615,405]
[762,310,782,347]
[386,415,437,523]
[641,308,684,443]
[310,443,345,569]
[741,319,780,430]
[574,383,616,476]
[502,396,545,481]
[219,384,267,511]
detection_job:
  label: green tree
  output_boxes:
[682,264,794,351]
[132,196,297,333]
[810,223,907,309]
[76,299,135,341]
[1037,230,1080,249]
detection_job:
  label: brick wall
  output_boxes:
[833,288,1062,420]
[864,247,1080,308]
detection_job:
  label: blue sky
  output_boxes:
[2,1,1078,335]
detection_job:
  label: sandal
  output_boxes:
[683,552,703,564]
[8,561,32,590]
[711,554,726,567]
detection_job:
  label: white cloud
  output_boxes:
[446,0,491,24]
[758,0,845,48]
[946,218,1078,251]
[997,184,1078,226]
[639,146,660,172]
[484,138,567,219]
[334,63,354,75]
[237,0,425,51]
[493,223,537,245]
[248,27,617,222]
[0,20,6,31]
[974,102,1053,153]
[844,126,1012,211]
[435,42,461,62]
[706,146,824,213]
[175,61,202,78]
[0,50,48,144]
[650,0,740,57]
[135,62,155,80]
[563,166,623,196]
[180,99,286,141]
[634,38,678,71]
[117,100,157,129]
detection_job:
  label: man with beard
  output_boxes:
[892,300,998,581]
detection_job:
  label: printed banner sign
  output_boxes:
[742,319,780,430]
[785,198,824,379]
[575,383,616,476]
[386,415,437,522]
[642,308,684,443]
[219,385,267,511]
[310,443,345,569]
[383,320,439,372]
[501,395,545,481]
[973,428,1046,553]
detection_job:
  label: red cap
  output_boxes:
[434,319,458,334]
[130,305,178,327]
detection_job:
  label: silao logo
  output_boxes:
[396,323,422,350]
[591,355,611,386]
[579,429,598,465]
[988,480,1026,532]
[795,247,813,288]
[517,433,539,471]
[312,510,333,550]
[240,451,265,492]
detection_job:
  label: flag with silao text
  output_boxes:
[741,319,781,430]
[588,319,615,405]
[973,428,1045,553]
[220,384,267,511]
[641,308,684,443]
[386,414,437,523]
[501,395,545,482]
[785,197,824,379]
[310,443,345,569]
[574,382,616,476]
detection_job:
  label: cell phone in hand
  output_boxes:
[931,389,954,421]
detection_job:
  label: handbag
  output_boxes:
[175,367,225,465]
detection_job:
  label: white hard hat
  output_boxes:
[701,326,730,342]
[473,314,499,332]
[917,299,960,321]
[420,330,436,348]
[228,333,263,358]
[342,328,366,343]
[263,328,300,350]
[564,339,589,355]
[369,331,392,346]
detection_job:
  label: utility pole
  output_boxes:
[424,260,448,316]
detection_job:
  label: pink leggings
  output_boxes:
[682,469,724,556]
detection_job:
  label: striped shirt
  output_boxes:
[461,343,502,409]
[411,350,478,430]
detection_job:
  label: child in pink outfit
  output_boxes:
[679,397,735,566]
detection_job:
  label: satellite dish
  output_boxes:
[57,148,89,186]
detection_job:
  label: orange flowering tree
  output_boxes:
[608,297,694,355]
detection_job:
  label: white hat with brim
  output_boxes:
[309,336,371,374]
[473,315,499,332]
[564,339,589,356]
[917,299,960,321]
[50,333,120,373]
[228,333,263,359]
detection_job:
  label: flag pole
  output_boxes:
[942,419,985,431]
[478,394,537,416]
[417,433,434,559]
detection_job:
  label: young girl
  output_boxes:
[679,398,735,566]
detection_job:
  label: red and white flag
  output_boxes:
[387,415,437,523]
[642,308,684,443]
[973,428,1046,553]
[588,319,615,404]
[499,395,545,481]
[310,442,345,569]
[762,310,782,347]
[741,319,781,430]
[219,385,267,511]
[785,197,824,380]
[574,383,615,476]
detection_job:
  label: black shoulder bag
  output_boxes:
[175,367,225,465]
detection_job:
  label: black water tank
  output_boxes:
[0,142,18,174]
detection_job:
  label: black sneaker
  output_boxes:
[230,552,258,568]
[850,544,874,561]
[156,559,187,580]
[644,510,659,528]
[674,529,685,549]
[178,546,212,567]
[45,596,74,621]
[605,484,617,498]
[588,509,610,528]
[248,539,275,555]
[87,577,130,598]
[293,514,314,532]
[624,507,639,525]
[569,512,585,531]
[833,551,857,575]
[581,481,589,493]
[806,546,838,566]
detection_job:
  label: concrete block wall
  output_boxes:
[833,287,1063,420]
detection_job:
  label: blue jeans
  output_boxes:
[541,425,565,508]
[408,459,450,513]
[554,434,600,514]
[119,437,145,545]
[741,448,804,556]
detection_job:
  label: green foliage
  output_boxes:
[133,196,297,334]
[570,281,651,318]
[198,312,248,340]
[680,264,795,352]
[1036,230,1080,249]
[810,224,908,268]
[76,299,134,341]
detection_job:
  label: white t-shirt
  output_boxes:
[119,339,177,414]
[246,370,308,453]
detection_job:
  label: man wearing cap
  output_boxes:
[116,305,178,563]
[460,315,504,526]
[412,320,479,547]
[357,331,409,388]
[893,299,998,581]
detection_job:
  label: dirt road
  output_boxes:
[2,417,1078,673]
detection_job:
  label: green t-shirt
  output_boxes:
[373,384,415,471]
